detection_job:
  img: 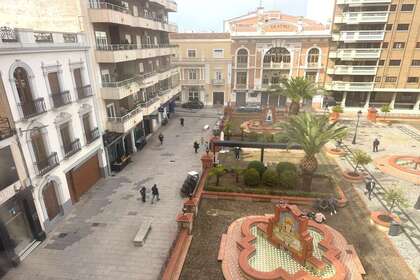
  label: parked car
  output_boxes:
[182,100,204,109]
[180,171,200,197]
[237,103,261,112]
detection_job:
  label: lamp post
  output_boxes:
[352,110,362,144]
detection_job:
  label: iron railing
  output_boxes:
[18,98,47,119]
[34,152,59,176]
[86,127,100,144]
[63,139,81,159]
[77,85,93,99]
[51,91,72,108]
[0,117,14,140]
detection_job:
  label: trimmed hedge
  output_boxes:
[276,162,297,175]
[243,168,260,187]
[279,170,298,189]
[247,161,266,177]
[262,169,279,187]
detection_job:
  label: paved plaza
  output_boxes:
[3,108,220,280]
[331,119,420,278]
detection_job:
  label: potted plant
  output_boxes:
[371,187,408,229]
[343,149,371,181]
[330,105,344,121]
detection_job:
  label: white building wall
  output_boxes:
[0,33,106,232]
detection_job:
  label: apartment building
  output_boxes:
[80,0,181,171]
[327,0,420,112]
[170,33,232,106]
[0,28,106,240]
[0,77,45,273]
[225,7,330,108]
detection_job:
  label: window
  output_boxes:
[0,147,19,190]
[305,71,317,83]
[378,60,385,66]
[382,42,388,48]
[215,71,222,80]
[106,103,116,118]
[95,31,108,48]
[132,5,138,16]
[138,62,144,73]
[385,76,397,82]
[187,69,198,80]
[386,24,393,31]
[101,69,111,83]
[237,49,248,66]
[412,60,420,66]
[307,48,320,65]
[389,4,397,11]
[401,4,414,11]
[416,42,420,48]
[407,77,419,83]
[213,49,224,58]
[397,24,409,31]
[375,76,381,82]
[263,47,290,63]
[236,72,247,85]
[188,88,199,101]
[389,60,401,66]
[393,42,405,49]
[187,49,196,58]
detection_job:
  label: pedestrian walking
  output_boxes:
[373,138,380,152]
[180,117,184,127]
[158,133,164,145]
[151,184,160,204]
[365,178,376,200]
[193,141,200,153]
[139,186,146,203]
[234,146,241,160]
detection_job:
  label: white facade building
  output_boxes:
[0,28,107,233]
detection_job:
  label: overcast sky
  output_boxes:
[170,0,310,32]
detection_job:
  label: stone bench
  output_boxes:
[133,218,152,247]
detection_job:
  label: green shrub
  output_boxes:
[247,161,266,177]
[248,132,259,141]
[243,168,260,187]
[262,169,279,187]
[276,162,297,175]
[279,170,298,189]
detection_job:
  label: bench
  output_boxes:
[133,218,152,247]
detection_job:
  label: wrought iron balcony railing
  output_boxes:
[77,85,93,99]
[63,139,81,159]
[86,127,100,144]
[51,91,72,108]
[34,152,59,176]
[0,117,14,140]
[18,98,47,119]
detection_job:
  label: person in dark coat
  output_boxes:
[234,147,241,160]
[193,141,200,153]
[365,178,376,200]
[180,117,184,127]
[158,133,164,145]
[139,186,146,202]
[373,138,380,152]
[151,184,160,204]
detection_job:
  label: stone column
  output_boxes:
[364,92,371,109]
[341,92,347,107]
[414,93,420,111]
[176,213,194,234]
[389,92,397,109]
[130,129,137,153]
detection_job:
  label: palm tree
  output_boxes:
[280,113,347,191]
[270,77,317,115]
[380,104,392,121]
[352,149,372,175]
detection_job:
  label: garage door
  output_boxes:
[213,92,224,106]
[66,154,101,203]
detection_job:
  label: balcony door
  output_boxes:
[82,114,92,142]
[73,68,83,89]
[14,67,35,114]
[48,72,60,95]
[60,123,72,154]
[42,181,60,221]
[31,129,48,170]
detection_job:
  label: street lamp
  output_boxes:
[352,110,362,144]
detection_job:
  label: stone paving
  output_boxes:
[328,119,420,278]
[3,108,220,280]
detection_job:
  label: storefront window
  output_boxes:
[0,147,19,191]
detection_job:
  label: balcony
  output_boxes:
[159,84,181,103]
[86,127,100,144]
[327,65,377,75]
[34,152,59,176]
[212,79,225,85]
[51,91,72,108]
[139,97,161,115]
[77,85,93,100]
[63,139,81,159]
[325,81,374,91]
[336,0,391,4]
[101,75,142,100]
[304,63,322,69]
[334,12,388,24]
[263,62,291,69]
[149,0,177,12]
[18,98,47,119]
[329,48,381,60]
[0,118,14,140]
[107,106,143,133]
[182,79,206,86]
[332,31,385,42]
[88,2,177,32]
[236,62,248,68]
[95,43,177,63]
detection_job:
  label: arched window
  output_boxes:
[237,49,248,67]
[14,67,34,103]
[263,47,290,64]
[307,48,320,65]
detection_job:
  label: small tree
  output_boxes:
[380,104,392,120]
[352,149,372,174]
[383,187,409,213]
[209,165,226,186]
[331,105,344,113]
[223,121,233,140]
[231,167,243,183]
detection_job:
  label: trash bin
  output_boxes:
[388,221,401,236]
